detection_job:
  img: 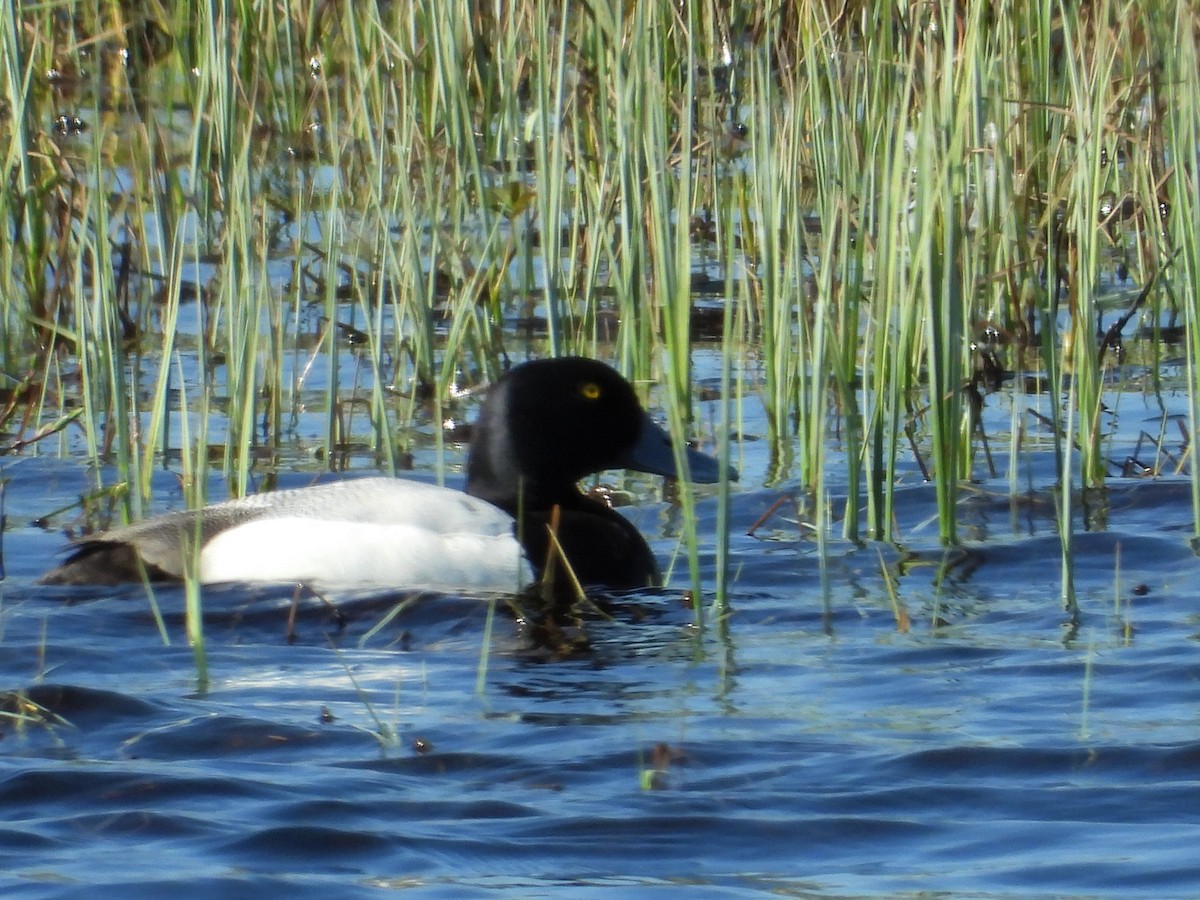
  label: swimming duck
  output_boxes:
[42,357,735,592]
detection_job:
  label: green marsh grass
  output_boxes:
[1,1,1198,636]
[1164,5,1200,542]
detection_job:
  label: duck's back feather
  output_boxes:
[44,478,533,592]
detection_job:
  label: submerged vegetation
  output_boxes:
[1,1,1198,614]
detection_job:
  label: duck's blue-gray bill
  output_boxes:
[618,413,737,484]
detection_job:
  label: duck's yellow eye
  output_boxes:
[580,382,602,401]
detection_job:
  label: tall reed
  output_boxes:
[1164,5,1200,543]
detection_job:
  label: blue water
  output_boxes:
[3,390,1200,898]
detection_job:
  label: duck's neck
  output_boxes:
[465,472,595,520]
[464,405,585,514]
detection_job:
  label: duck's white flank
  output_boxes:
[195,478,533,592]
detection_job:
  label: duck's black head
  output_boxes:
[467,357,637,502]
[466,357,730,509]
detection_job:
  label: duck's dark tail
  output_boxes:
[41,541,176,585]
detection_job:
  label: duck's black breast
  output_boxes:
[517,501,661,590]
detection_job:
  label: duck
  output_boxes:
[42,357,736,593]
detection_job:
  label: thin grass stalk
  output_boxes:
[796,3,836,518]
[87,180,142,512]
[262,261,286,473]
[388,134,437,389]
[446,224,510,375]
[955,15,995,480]
[485,0,526,170]
[636,1,704,610]
[336,5,399,473]
[918,6,973,545]
[422,2,489,392]
[373,50,424,395]
[666,0,705,608]
[1164,2,1200,540]
[177,378,208,687]
[610,3,653,380]
[799,126,833,510]
[864,27,922,543]
[216,50,262,490]
[974,15,1029,492]
[1060,0,1118,490]
[1057,334,1080,618]
[950,4,989,484]
[784,101,821,499]
[124,170,175,484]
[1007,12,1075,610]
[747,47,793,470]
[1032,184,1077,614]
[476,598,497,696]
[139,227,189,499]
[556,3,613,338]
[0,0,46,327]
[832,50,877,543]
[431,0,494,346]
[661,3,696,416]
[825,206,862,541]
[363,235,399,475]
[179,0,226,503]
[710,206,737,618]
[294,17,355,471]
[219,233,256,489]
[321,200,345,471]
[533,0,570,356]
[801,18,865,540]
